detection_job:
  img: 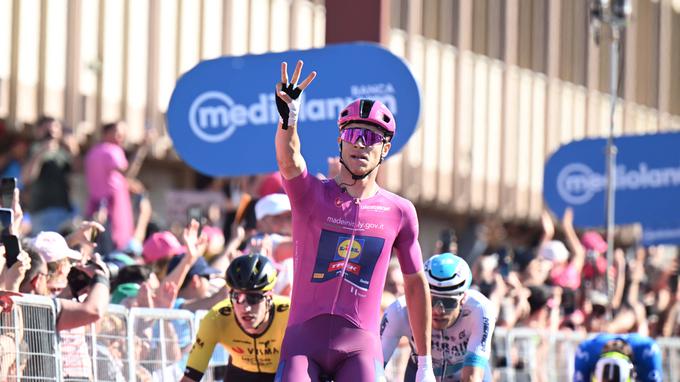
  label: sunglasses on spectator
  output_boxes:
[230,291,267,305]
[431,294,463,311]
[340,127,387,146]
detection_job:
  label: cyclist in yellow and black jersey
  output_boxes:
[182,254,290,382]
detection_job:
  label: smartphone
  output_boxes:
[90,227,100,243]
[187,205,205,234]
[2,234,21,268]
[0,208,13,236]
[0,178,16,208]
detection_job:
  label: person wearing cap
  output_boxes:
[274,62,433,381]
[110,282,141,305]
[32,231,84,295]
[142,230,184,276]
[20,238,111,380]
[253,193,294,296]
[254,193,292,236]
[167,254,223,309]
[581,231,618,295]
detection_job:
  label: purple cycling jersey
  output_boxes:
[282,169,423,334]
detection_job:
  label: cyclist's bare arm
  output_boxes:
[180,377,196,382]
[275,60,316,180]
[403,271,432,357]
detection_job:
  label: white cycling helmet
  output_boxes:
[424,252,471,297]
[593,352,635,382]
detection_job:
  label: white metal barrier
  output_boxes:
[5,295,680,382]
[0,294,61,381]
[491,328,585,382]
[127,307,195,381]
[657,337,680,382]
[89,304,129,382]
[493,328,680,382]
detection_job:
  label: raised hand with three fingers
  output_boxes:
[275,60,317,129]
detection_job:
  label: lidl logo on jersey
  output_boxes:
[328,238,364,275]
[167,43,421,177]
[311,229,385,290]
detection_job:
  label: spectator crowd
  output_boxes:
[0,116,678,381]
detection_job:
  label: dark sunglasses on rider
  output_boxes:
[431,294,463,311]
[230,291,267,305]
[340,127,387,146]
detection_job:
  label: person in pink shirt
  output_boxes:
[85,122,135,250]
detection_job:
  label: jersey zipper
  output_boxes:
[253,337,261,373]
[330,197,361,314]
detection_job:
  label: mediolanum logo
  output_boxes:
[557,162,680,205]
[188,87,398,143]
[188,91,261,143]
[556,163,604,205]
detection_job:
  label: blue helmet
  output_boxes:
[424,253,472,296]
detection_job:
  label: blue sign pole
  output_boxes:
[166,43,421,177]
[603,26,623,321]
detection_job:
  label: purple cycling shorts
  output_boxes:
[274,314,385,382]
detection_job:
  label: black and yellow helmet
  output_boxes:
[226,254,277,292]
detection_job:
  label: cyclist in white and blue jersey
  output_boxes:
[381,253,496,382]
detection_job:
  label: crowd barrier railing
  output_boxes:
[493,327,680,382]
[0,293,61,381]
[3,295,680,381]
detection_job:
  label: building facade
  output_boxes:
[2,0,679,254]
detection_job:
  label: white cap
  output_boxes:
[32,231,83,263]
[538,240,569,263]
[255,193,291,221]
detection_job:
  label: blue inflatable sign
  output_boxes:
[544,132,680,230]
[642,222,680,246]
[167,43,421,177]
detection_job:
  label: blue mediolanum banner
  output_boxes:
[543,132,680,236]
[166,43,421,177]
[641,223,680,246]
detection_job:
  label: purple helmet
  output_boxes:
[337,99,396,136]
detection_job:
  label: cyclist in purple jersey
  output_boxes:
[272,60,435,382]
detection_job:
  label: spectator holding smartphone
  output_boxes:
[21,116,78,233]
[19,244,110,380]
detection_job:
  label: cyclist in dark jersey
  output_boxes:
[272,60,435,382]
